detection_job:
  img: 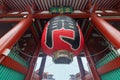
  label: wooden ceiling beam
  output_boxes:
[1,0,120,12]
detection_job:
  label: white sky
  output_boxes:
[35,56,89,80]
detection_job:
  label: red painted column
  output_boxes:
[25,42,41,80]
[0,14,33,57]
[84,45,100,80]
[90,13,120,49]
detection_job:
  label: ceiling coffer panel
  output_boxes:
[0,0,120,11]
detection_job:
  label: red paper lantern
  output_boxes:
[41,16,84,64]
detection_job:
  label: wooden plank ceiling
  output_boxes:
[0,0,120,12]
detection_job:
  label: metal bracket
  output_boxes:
[117,49,120,55]
[2,48,11,56]
[0,49,11,63]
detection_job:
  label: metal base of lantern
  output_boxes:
[52,50,73,64]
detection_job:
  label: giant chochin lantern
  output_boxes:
[41,16,84,64]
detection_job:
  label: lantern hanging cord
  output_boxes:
[17,49,39,58]
[85,44,111,57]
[84,24,114,57]
[91,25,109,44]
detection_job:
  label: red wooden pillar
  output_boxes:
[0,14,33,58]
[90,13,120,49]
[25,43,41,80]
[84,45,100,80]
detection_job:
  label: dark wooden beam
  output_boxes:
[77,56,85,79]
[0,14,33,58]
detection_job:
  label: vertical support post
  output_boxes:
[77,56,85,80]
[90,13,120,49]
[34,19,42,36]
[25,43,41,80]
[84,45,100,80]
[83,21,91,38]
[38,55,46,80]
[81,19,87,30]
[36,20,42,33]
[30,26,39,42]
[85,26,93,41]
